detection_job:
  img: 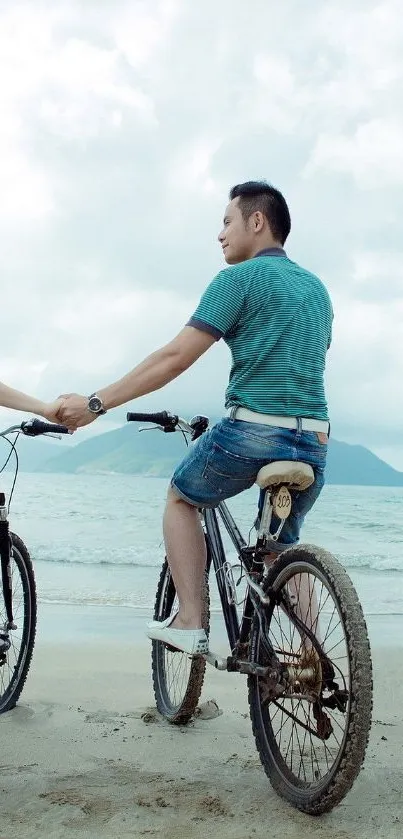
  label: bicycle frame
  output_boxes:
[202,500,281,676]
[204,503,251,651]
[203,500,334,683]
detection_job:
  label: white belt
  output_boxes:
[230,407,329,433]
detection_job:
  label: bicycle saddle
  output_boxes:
[256,461,314,491]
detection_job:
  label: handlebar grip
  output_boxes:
[41,422,70,434]
[21,419,70,436]
[126,411,174,426]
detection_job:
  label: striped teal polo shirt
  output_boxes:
[188,248,333,420]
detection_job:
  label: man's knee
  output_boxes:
[166,484,193,508]
[166,485,181,503]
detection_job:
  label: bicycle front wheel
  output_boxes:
[0,532,37,713]
[151,559,210,724]
[248,544,372,815]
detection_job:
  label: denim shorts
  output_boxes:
[171,417,327,548]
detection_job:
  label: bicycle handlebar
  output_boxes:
[126,410,209,440]
[20,419,70,436]
[126,411,176,427]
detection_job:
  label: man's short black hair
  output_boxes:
[229,180,291,245]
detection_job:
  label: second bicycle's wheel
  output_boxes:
[151,559,210,724]
[248,544,372,815]
[0,532,37,713]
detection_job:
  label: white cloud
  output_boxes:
[39,39,157,139]
[51,286,196,375]
[351,250,403,297]
[0,144,53,222]
[327,290,403,435]
[113,0,181,69]
[249,54,302,134]
[0,2,159,225]
[168,137,222,196]
[305,119,403,187]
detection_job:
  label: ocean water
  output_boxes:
[4,473,403,621]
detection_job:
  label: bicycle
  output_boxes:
[0,417,69,713]
[127,409,373,816]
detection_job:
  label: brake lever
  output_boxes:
[139,425,162,432]
[43,433,64,440]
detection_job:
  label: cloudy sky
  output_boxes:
[1,0,402,467]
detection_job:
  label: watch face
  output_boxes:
[88,396,102,413]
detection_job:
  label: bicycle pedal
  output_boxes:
[204,650,228,670]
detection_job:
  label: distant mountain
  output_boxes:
[325,439,403,486]
[39,423,186,476]
[27,422,403,487]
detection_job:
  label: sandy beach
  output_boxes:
[1,606,402,839]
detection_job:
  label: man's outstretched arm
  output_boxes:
[58,326,216,428]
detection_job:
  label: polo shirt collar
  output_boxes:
[255,247,287,258]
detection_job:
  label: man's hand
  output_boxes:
[57,394,96,429]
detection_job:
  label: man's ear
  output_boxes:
[253,211,265,232]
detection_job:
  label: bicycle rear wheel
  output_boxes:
[0,532,37,713]
[151,559,210,724]
[248,544,372,815]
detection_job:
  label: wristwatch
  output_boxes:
[87,393,107,415]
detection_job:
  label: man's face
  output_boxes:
[218,198,255,264]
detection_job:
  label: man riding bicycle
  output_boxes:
[58,181,333,657]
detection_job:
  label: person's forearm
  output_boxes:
[0,382,46,415]
[98,347,186,410]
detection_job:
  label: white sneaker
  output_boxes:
[146,613,209,655]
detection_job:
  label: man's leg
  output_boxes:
[162,487,206,630]
[263,552,320,643]
[262,471,325,648]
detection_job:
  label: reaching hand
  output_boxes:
[41,398,68,425]
[56,393,97,429]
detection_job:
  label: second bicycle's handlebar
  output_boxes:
[20,419,70,436]
[0,418,70,438]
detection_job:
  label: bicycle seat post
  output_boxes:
[256,488,289,553]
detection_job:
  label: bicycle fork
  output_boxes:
[0,492,14,659]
